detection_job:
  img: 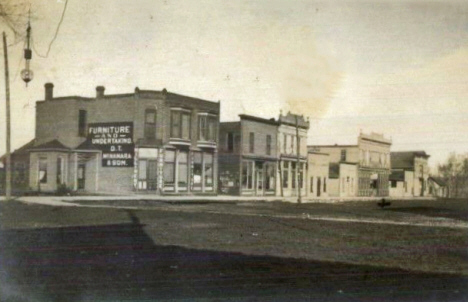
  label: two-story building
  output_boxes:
[25,83,220,195]
[218,115,278,196]
[308,132,392,197]
[390,151,430,197]
[276,112,309,197]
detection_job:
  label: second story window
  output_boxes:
[144,109,156,139]
[171,109,191,140]
[78,110,87,137]
[283,133,287,153]
[341,149,347,162]
[249,132,254,153]
[227,132,234,152]
[266,134,271,155]
[198,114,217,141]
[290,135,295,154]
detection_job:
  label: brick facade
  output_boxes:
[27,83,220,195]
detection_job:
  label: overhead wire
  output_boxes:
[31,0,69,58]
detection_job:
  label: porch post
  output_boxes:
[73,153,78,190]
[95,153,99,192]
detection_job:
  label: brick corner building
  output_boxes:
[16,83,220,195]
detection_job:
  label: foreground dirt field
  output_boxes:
[1,198,467,301]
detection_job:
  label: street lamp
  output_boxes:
[21,16,33,86]
[2,15,33,200]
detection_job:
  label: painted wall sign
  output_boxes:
[87,122,134,167]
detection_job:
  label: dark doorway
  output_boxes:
[77,163,86,190]
[147,160,158,191]
[317,177,321,197]
[255,161,264,195]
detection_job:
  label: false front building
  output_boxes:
[218,115,278,196]
[308,132,392,197]
[218,112,310,197]
[389,151,430,197]
[27,83,219,195]
[276,113,309,197]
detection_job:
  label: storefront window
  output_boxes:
[164,150,175,185]
[282,161,289,188]
[291,162,296,189]
[39,158,47,184]
[204,153,213,190]
[138,160,147,190]
[138,160,147,180]
[178,151,188,190]
[265,162,275,191]
[299,163,304,189]
[193,152,202,189]
[56,157,64,185]
[242,161,253,190]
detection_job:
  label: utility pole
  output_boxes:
[295,115,301,204]
[3,32,11,200]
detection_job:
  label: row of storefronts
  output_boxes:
[0,83,437,198]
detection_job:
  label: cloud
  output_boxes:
[279,33,343,119]
[356,46,468,117]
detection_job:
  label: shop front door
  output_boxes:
[147,160,158,191]
[77,163,85,190]
[317,177,321,197]
[256,162,264,196]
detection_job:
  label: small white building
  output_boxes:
[307,151,329,198]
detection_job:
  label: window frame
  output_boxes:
[144,108,157,139]
[198,113,218,142]
[56,156,65,185]
[170,109,191,140]
[163,149,176,185]
[241,160,254,190]
[227,132,234,152]
[282,161,289,188]
[38,157,48,184]
[266,134,271,155]
[341,149,347,162]
[78,109,87,137]
[249,132,255,153]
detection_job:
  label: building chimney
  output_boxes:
[44,83,54,100]
[96,86,105,99]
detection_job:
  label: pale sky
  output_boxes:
[0,0,467,169]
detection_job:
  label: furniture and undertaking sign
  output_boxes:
[87,122,134,167]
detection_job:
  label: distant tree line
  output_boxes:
[437,153,468,198]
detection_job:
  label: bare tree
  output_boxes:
[0,1,30,43]
[438,152,468,198]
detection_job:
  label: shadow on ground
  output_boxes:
[0,211,466,302]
